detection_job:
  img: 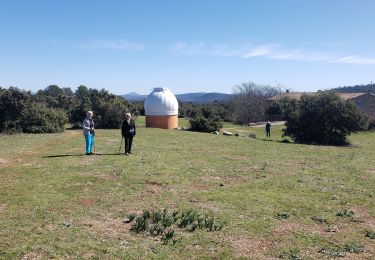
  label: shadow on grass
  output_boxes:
[43,153,123,158]
[261,138,294,144]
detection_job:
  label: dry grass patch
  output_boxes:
[229,235,275,259]
[21,252,45,260]
[80,217,131,239]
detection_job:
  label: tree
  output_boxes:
[37,85,65,98]
[62,87,74,96]
[70,87,131,128]
[231,82,281,124]
[0,87,32,133]
[282,92,368,145]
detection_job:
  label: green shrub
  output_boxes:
[311,215,328,224]
[189,115,223,133]
[344,242,364,253]
[0,87,31,133]
[128,208,224,244]
[279,249,302,260]
[20,103,68,133]
[277,212,290,219]
[365,230,375,239]
[319,246,346,257]
[282,92,368,145]
[336,209,355,218]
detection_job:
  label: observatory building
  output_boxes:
[144,88,179,129]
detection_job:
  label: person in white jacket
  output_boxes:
[82,111,95,155]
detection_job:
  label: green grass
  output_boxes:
[1,122,375,259]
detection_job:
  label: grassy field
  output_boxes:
[1,118,375,259]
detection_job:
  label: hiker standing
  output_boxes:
[265,121,271,138]
[82,111,95,155]
[121,113,136,155]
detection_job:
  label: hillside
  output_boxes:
[331,83,375,93]
[1,121,375,258]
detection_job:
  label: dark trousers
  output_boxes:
[266,130,271,138]
[125,136,133,154]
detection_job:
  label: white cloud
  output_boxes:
[330,55,375,65]
[242,45,273,58]
[172,42,375,65]
[87,40,144,51]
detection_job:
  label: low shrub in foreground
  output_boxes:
[127,209,224,244]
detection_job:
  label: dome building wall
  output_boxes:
[144,88,179,129]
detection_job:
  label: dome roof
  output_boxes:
[144,88,179,116]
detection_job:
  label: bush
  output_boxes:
[0,87,31,133]
[282,92,368,145]
[20,103,68,133]
[189,116,223,133]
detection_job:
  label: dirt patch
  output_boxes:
[272,221,324,237]
[0,158,7,167]
[22,252,45,260]
[138,182,171,196]
[349,206,375,228]
[0,204,6,213]
[79,198,97,207]
[229,235,275,259]
[80,217,130,239]
[190,183,210,191]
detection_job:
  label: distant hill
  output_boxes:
[121,92,232,103]
[121,92,147,101]
[331,83,375,93]
[175,92,207,102]
[191,92,232,103]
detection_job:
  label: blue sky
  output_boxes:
[1,0,375,95]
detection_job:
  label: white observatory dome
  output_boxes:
[144,88,179,116]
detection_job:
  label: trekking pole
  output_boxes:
[118,136,123,154]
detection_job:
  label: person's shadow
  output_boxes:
[43,153,122,158]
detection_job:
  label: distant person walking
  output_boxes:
[265,121,271,138]
[82,111,95,155]
[121,113,136,155]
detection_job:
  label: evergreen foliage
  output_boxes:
[0,85,139,133]
[181,101,226,132]
[282,92,368,145]
[20,103,67,133]
[189,115,223,132]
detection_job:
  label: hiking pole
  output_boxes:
[118,136,123,154]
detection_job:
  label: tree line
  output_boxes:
[0,85,139,134]
[1,82,369,145]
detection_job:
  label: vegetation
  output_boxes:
[1,123,374,258]
[331,82,375,93]
[0,85,139,133]
[127,208,223,244]
[0,87,67,133]
[189,115,223,133]
[231,82,281,124]
[282,92,369,145]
